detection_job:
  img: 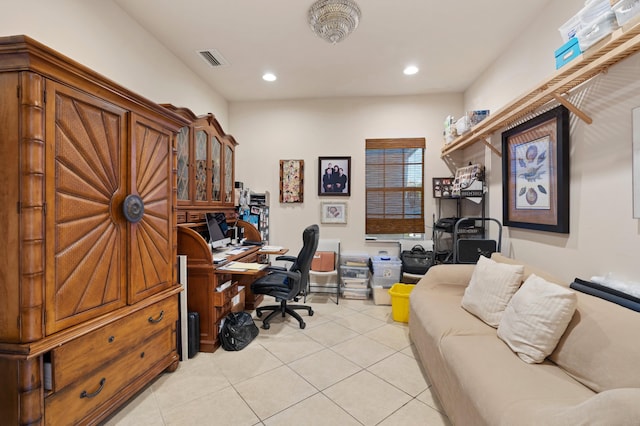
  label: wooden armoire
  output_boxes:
[0,35,189,425]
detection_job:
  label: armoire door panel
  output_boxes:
[128,113,174,304]
[45,82,128,335]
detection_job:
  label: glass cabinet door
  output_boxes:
[176,126,190,202]
[195,130,207,202]
[224,144,233,203]
[211,136,222,202]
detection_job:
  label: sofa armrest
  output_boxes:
[415,264,476,290]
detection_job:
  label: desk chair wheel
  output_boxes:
[256,311,263,318]
[300,321,306,329]
[262,322,270,330]
[308,309,314,316]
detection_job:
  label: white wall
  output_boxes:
[230,94,463,256]
[464,0,640,283]
[0,0,228,124]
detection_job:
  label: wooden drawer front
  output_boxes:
[187,211,204,222]
[213,282,238,307]
[213,302,233,323]
[52,296,178,390]
[45,327,174,426]
[176,211,187,223]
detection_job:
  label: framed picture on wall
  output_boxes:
[279,159,304,203]
[321,202,347,224]
[318,156,350,196]
[501,105,570,233]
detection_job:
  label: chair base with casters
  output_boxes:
[255,298,314,329]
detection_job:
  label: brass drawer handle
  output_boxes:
[148,310,164,324]
[80,378,106,399]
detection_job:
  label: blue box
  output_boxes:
[555,37,582,69]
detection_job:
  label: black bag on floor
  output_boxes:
[219,312,259,351]
[401,245,433,275]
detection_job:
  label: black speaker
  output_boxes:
[187,312,200,358]
[456,239,497,264]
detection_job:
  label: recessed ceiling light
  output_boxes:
[403,66,419,75]
[263,73,277,82]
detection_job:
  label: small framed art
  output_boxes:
[321,202,347,224]
[318,156,350,196]
[280,159,304,203]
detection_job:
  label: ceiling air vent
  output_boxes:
[197,49,229,68]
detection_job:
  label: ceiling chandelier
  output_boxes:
[308,0,361,44]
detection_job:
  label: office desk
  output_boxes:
[178,227,272,352]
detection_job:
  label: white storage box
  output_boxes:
[372,286,392,305]
[341,287,370,300]
[580,0,613,25]
[559,13,583,42]
[340,265,370,279]
[342,277,369,288]
[577,10,618,51]
[613,0,640,26]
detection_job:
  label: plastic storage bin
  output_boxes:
[341,277,369,288]
[577,10,618,51]
[341,287,370,300]
[371,256,402,288]
[580,0,613,25]
[389,283,415,323]
[613,0,640,26]
[372,286,392,305]
[340,265,370,279]
[340,252,369,267]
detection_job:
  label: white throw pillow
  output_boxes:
[461,255,525,327]
[498,274,577,364]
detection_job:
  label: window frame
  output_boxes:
[365,138,426,236]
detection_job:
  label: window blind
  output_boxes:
[365,138,425,235]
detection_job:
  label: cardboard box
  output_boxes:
[311,251,335,272]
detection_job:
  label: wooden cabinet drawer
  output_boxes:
[213,282,238,307]
[45,326,175,426]
[51,296,178,391]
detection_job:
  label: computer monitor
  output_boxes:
[205,213,231,249]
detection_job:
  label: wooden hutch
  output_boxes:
[163,105,265,352]
[0,35,188,425]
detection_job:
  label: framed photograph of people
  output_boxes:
[321,202,347,224]
[318,156,351,196]
[501,105,570,233]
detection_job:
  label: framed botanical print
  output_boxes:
[318,156,350,196]
[280,159,304,203]
[502,105,570,233]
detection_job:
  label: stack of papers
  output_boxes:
[260,245,283,252]
[220,262,266,271]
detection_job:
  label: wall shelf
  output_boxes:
[441,18,640,158]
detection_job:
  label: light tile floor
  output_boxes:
[104,295,450,426]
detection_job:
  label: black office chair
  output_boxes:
[251,224,319,329]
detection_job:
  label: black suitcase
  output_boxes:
[188,311,200,358]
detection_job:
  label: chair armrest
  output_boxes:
[275,255,297,263]
[264,265,287,272]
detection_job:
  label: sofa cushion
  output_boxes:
[439,334,594,426]
[461,255,524,327]
[498,274,577,363]
[549,289,640,392]
[491,252,564,285]
[411,282,495,341]
[500,388,640,426]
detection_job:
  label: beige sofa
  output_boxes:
[409,253,640,426]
